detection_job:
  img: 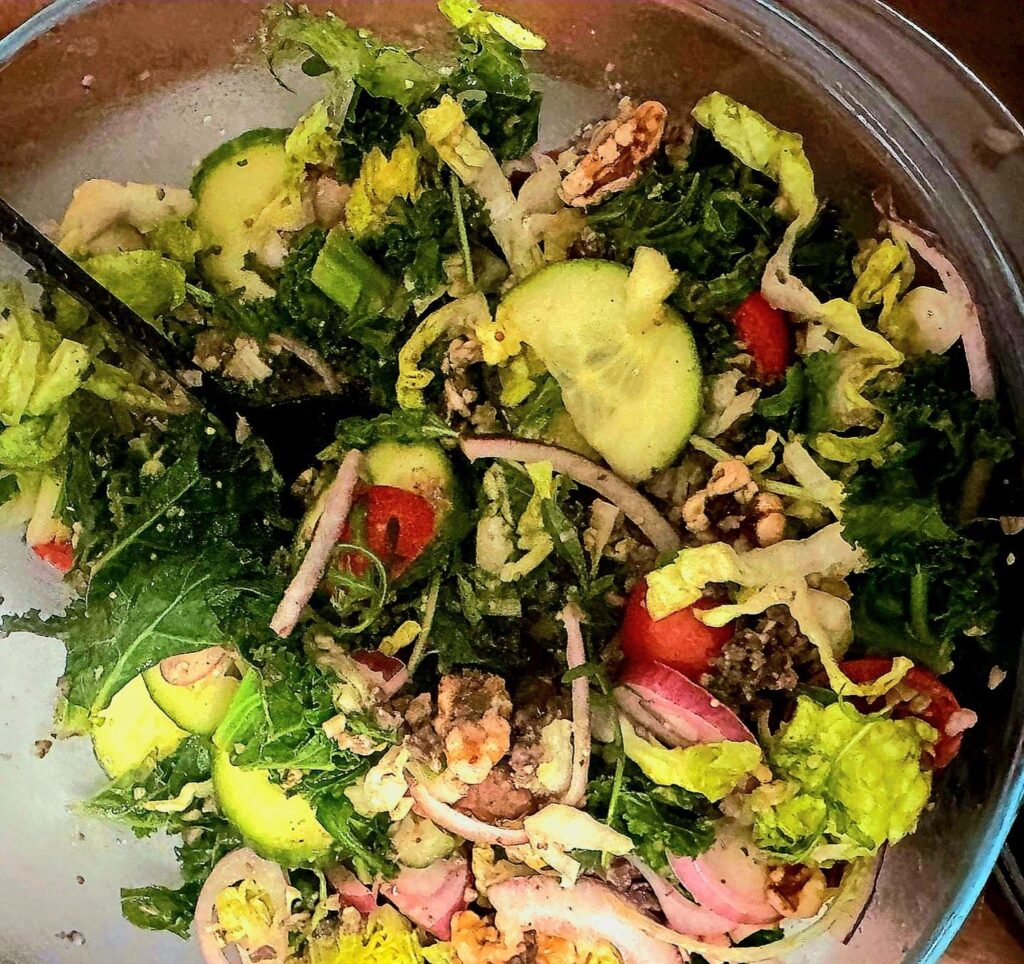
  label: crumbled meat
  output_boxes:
[456,766,536,823]
[604,858,662,916]
[442,336,484,424]
[703,605,821,713]
[398,692,444,767]
[313,175,350,228]
[682,459,786,549]
[508,679,568,792]
[560,99,668,207]
[435,672,513,785]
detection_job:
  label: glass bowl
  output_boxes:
[1,1,1022,961]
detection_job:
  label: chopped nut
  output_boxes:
[559,99,668,207]
[435,672,513,785]
[767,865,827,919]
[681,459,786,548]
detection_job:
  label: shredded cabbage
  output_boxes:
[645,524,912,696]
[346,134,422,237]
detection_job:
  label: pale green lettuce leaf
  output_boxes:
[397,292,491,410]
[439,0,547,50]
[82,250,186,323]
[751,696,935,863]
[0,411,70,469]
[27,340,90,417]
[346,134,422,237]
[620,718,761,801]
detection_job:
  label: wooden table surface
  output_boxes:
[2,0,1023,960]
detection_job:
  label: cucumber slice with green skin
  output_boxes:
[91,675,187,779]
[143,666,239,737]
[364,440,460,524]
[497,259,702,483]
[211,749,334,866]
[191,127,290,300]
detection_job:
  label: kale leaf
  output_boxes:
[120,820,242,940]
[842,354,1014,670]
[447,26,542,162]
[586,763,715,874]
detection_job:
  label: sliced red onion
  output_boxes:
[616,662,755,746]
[270,449,362,638]
[194,847,290,964]
[488,875,685,964]
[669,824,779,927]
[407,779,528,847]
[380,857,470,940]
[159,646,231,687]
[460,436,681,554]
[351,649,410,700]
[627,857,735,940]
[325,865,378,916]
[880,211,995,400]
[558,603,591,807]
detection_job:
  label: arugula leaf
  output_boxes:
[315,794,397,879]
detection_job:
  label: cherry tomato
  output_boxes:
[340,485,436,580]
[621,579,735,680]
[840,657,972,769]
[32,539,74,574]
[731,292,794,383]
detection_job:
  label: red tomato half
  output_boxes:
[621,579,735,680]
[840,657,971,769]
[32,539,74,574]
[341,485,436,580]
[731,292,794,383]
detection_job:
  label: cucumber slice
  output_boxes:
[497,259,702,482]
[143,665,239,737]
[191,128,290,299]
[91,676,187,779]
[211,749,333,866]
[364,440,460,524]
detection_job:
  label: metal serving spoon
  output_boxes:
[0,195,368,478]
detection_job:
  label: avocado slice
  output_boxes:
[211,749,334,866]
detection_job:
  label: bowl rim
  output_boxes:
[2,1,1023,961]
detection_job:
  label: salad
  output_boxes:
[0,2,1016,961]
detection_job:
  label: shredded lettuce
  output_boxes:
[645,524,912,696]
[522,803,634,884]
[82,250,186,324]
[620,718,761,801]
[307,905,453,964]
[750,696,935,864]
[346,134,422,237]
[419,95,543,278]
[396,292,491,410]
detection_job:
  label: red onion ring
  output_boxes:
[270,449,362,638]
[459,435,681,555]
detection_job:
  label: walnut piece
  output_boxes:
[559,99,668,208]
[682,459,786,548]
[767,865,827,919]
[434,671,513,785]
